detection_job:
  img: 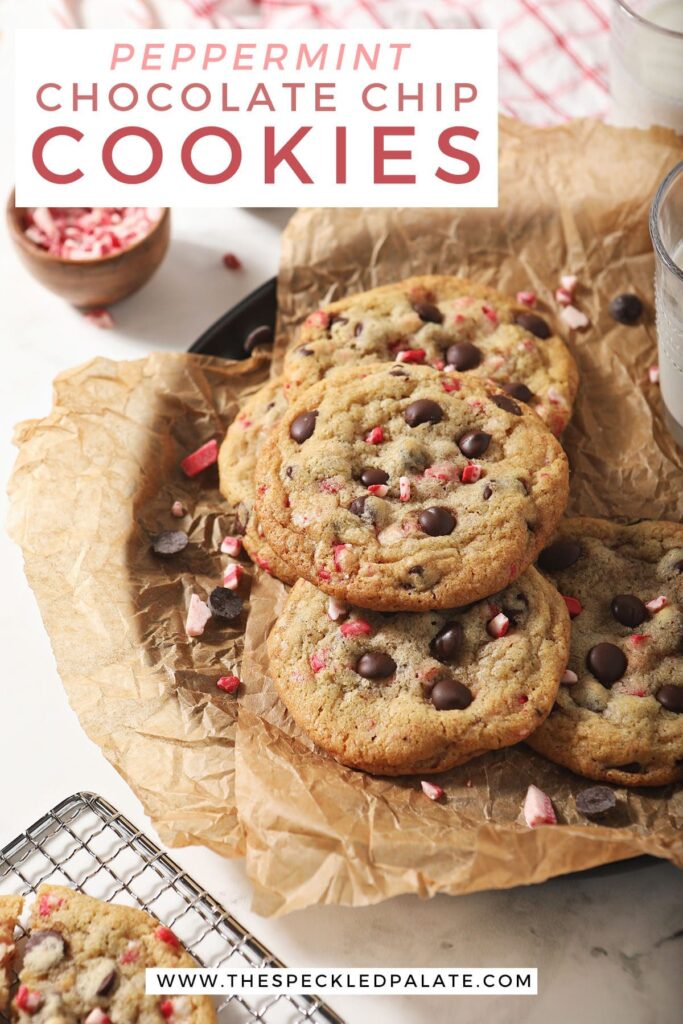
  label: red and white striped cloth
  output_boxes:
[50,0,611,125]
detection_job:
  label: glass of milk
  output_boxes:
[610,0,683,132]
[650,162,683,447]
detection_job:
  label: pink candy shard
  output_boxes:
[561,669,578,685]
[327,595,348,621]
[516,290,536,307]
[441,378,461,393]
[216,674,240,694]
[24,207,160,260]
[560,304,589,330]
[560,274,578,294]
[646,595,667,613]
[648,365,660,384]
[523,784,557,828]
[399,476,411,501]
[367,483,388,497]
[365,426,384,444]
[171,500,186,518]
[180,439,218,477]
[421,780,445,801]
[461,464,482,484]
[555,286,573,306]
[185,594,211,637]
[487,612,509,638]
[306,309,330,329]
[84,1010,110,1024]
[481,304,498,324]
[310,650,328,673]
[220,536,242,556]
[396,348,426,363]
[222,564,243,590]
[84,307,114,329]
[340,619,372,637]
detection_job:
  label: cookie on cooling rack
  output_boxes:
[0,895,21,1010]
[529,518,683,787]
[268,572,569,775]
[282,275,579,435]
[255,363,569,611]
[13,885,216,1024]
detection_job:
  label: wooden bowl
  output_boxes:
[6,192,171,308]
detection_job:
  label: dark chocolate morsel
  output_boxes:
[290,410,318,443]
[354,322,363,336]
[610,594,647,628]
[656,685,683,713]
[389,367,408,376]
[296,345,313,356]
[430,622,463,663]
[418,506,456,536]
[576,786,617,818]
[208,587,243,620]
[25,930,66,957]
[360,467,389,486]
[96,970,119,998]
[349,497,369,518]
[483,484,493,500]
[458,430,491,458]
[503,382,534,403]
[152,531,189,557]
[514,311,551,339]
[430,678,473,711]
[537,540,582,572]
[586,643,627,686]
[413,301,443,324]
[492,394,522,416]
[609,293,643,325]
[244,324,273,354]
[355,652,397,679]
[404,398,444,427]
[446,341,482,371]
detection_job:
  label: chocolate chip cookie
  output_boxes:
[218,377,297,585]
[14,885,215,1024]
[283,276,579,435]
[255,364,569,611]
[268,572,569,774]
[0,895,21,1010]
[529,518,683,787]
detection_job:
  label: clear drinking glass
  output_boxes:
[650,161,683,447]
[610,0,683,131]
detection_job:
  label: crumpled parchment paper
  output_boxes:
[8,117,683,916]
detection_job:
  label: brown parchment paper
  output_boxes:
[8,351,272,857]
[236,117,683,914]
[7,116,683,918]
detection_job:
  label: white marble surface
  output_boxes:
[1,9,682,1024]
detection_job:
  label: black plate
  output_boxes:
[188,277,660,883]
[190,276,277,359]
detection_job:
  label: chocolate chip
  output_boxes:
[430,622,463,663]
[285,466,294,478]
[483,484,493,500]
[152,531,189,557]
[576,786,617,818]
[355,652,396,679]
[430,678,473,711]
[404,399,444,427]
[609,293,643,325]
[491,394,522,416]
[296,345,313,356]
[503,382,534,403]
[418,506,456,536]
[349,496,368,517]
[458,430,491,458]
[96,969,119,998]
[290,410,318,443]
[25,930,66,957]
[208,587,243,620]
[656,685,683,713]
[413,301,443,324]
[446,342,482,371]
[244,325,273,354]
[390,368,408,376]
[537,540,582,572]
[586,643,627,686]
[360,467,389,486]
[515,311,551,338]
[354,322,363,336]
[611,594,647,628]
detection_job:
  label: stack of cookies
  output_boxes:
[219,276,683,786]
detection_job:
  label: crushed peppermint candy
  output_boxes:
[180,439,218,477]
[15,986,43,1014]
[340,619,372,637]
[561,669,579,685]
[560,274,578,294]
[159,1002,175,1020]
[119,941,140,965]
[523,784,557,828]
[216,674,240,694]
[84,1010,110,1024]
[185,594,211,637]
[154,925,180,949]
[23,207,162,260]
[306,309,330,329]
[555,287,573,306]
[367,483,389,497]
[461,464,482,484]
[396,348,426,363]
[222,252,242,270]
[310,650,328,673]
[84,307,115,329]
[441,378,461,393]
[38,893,64,917]
[516,290,536,307]
[646,595,668,613]
[399,476,411,501]
[220,536,242,557]
[562,595,583,618]
[420,780,445,801]
[487,612,509,638]
[327,595,348,620]
[648,364,660,384]
[560,304,589,330]
[170,500,187,518]
[365,426,385,444]
[222,564,243,590]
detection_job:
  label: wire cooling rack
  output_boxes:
[0,792,344,1024]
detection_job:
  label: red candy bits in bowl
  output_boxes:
[6,191,170,307]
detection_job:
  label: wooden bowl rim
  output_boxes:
[6,190,170,268]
